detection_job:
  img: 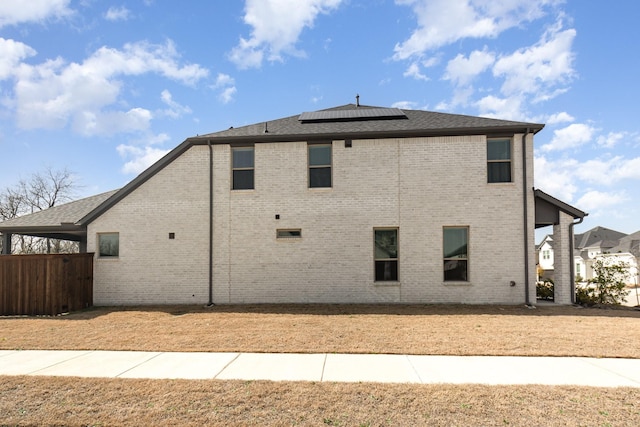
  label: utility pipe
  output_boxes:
[522,129,532,306]
[207,140,215,306]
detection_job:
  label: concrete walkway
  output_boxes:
[1,350,639,387]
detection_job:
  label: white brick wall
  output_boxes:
[88,146,210,305]
[89,134,536,305]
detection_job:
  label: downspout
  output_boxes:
[569,216,584,304]
[207,140,215,306]
[522,129,532,306]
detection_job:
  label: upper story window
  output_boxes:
[308,143,332,188]
[487,139,512,183]
[232,146,254,190]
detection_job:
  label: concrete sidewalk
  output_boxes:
[1,350,639,387]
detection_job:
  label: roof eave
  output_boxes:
[187,124,544,145]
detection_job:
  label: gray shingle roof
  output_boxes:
[574,226,628,250]
[193,104,544,143]
[0,190,118,231]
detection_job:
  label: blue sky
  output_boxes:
[1,0,639,237]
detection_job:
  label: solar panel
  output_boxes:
[299,108,407,122]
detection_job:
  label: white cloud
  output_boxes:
[393,0,561,60]
[541,123,596,151]
[229,0,343,69]
[74,107,152,136]
[492,21,576,100]
[159,89,192,119]
[105,6,132,22]
[575,156,640,186]
[597,131,626,148]
[9,40,208,135]
[117,143,171,175]
[546,111,574,125]
[475,95,524,120]
[0,0,72,27]
[0,38,36,80]
[534,155,579,202]
[444,49,495,86]
[391,101,418,110]
[403,62,429,81]
[211,73,237,104]
[576,190,628,212]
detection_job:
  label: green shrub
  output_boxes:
[576,259,629,305]
[536,280,554,300]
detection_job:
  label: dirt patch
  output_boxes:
[1,304,639,358]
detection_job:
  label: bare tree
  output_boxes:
[0,167,79,254]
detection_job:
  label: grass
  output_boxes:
[1,304,640,425]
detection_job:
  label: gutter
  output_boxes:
[569,216,585,304]
[522,129,532,306]
[207,140,215,306]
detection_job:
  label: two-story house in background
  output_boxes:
[1,102,588,305]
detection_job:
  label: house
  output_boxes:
[536,234,555,281]
[573,226,629,282]
[1,103,587,305]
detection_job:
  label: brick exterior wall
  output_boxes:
[89,134,536,305]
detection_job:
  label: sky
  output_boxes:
[1,0,639,238]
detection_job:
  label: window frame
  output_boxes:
[487,138,513,183]
[97,232,119,259]
[308,142,332,188]
[231,145,255,190]
[374,227,399,282]
[443,226,469,282]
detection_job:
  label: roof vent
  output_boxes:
[356,94,360,107]
[264,122,269,133]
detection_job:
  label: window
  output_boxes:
[277,229,301,238]
[98,233,119,258]
[487,139,512,183]
[576,263,581,274]
[443,227,468,281]
[542,250,550,260]
[309,143,331,188]
[232,146,254,190]
[374,228,398,281]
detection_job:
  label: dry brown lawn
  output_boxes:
[1,304,639,357]
[1,304,640,426]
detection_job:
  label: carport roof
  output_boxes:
[0,190,118,241]
[534,189,587,228]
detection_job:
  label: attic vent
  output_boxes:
[298,108,407,123]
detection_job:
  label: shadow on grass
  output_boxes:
[46,302,640,321]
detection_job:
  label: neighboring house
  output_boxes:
[573,226,628,282]
[536,234,554,281]
[1,103,587,305]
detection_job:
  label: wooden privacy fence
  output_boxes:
[0,253,93,316]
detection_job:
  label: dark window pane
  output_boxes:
[277,229,301,238]
[488,162,511,183]
[375,229,398,259]
[99,233,119,257]
[443,228,467,259]
[232,147,254,168]
[233,170,254,190]
[310,167,331,188]
[375,260,398,281]
[487,139,511,160]
[444,260,467,281]
[309,145,331,166]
